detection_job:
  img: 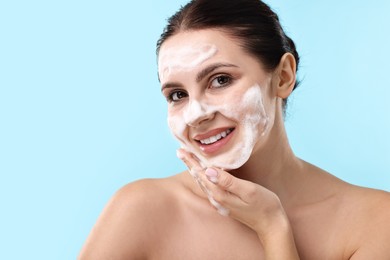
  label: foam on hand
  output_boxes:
[188,164,230,216]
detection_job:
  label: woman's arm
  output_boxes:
[178,149,300,259]
[348,191,390,259]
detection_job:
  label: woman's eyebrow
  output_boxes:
[161,63,238,92]
[196,63,238,83]
[161,82,181,92]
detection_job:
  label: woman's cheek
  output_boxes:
[167,110,187,144]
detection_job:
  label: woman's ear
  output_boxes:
[275,53,297,99]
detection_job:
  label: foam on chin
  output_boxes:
[167,84,269,170]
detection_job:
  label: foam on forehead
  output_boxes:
[158,43,218,81]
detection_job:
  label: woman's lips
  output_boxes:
[194,128,235,154]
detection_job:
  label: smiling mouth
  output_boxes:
[197,128,234,145]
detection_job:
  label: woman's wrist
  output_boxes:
[256,207,300,259]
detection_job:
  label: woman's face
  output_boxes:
[158,29,275,170]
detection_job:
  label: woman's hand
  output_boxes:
[177,149,284,234]
[177,149,300,259]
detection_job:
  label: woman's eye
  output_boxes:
[169,90,188,102]
[210,75,231,88]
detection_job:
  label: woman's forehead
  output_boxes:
[157,30,247,82]
[158,29,239,56]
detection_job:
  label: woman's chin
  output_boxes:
[180,140,253,170]
[205,153,249,170]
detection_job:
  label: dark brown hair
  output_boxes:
[157,0,300,111]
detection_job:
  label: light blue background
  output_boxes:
[1,0,389,259]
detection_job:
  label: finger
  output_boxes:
[176,149,204,177]
[205,167,239,191]
[205,167,254,203]
[209,196,230,216]
[176,149,210,195]
[201,168,245,208]
[176,150,230,216]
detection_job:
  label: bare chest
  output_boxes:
[149,211,351,260]
[150,212,265,260]
[288,201,354,260]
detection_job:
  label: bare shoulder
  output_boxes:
[346,185,390,222]
[79,176,183,260]
[344,185,390,259]
[115,177,180,209]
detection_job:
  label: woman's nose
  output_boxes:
[184,99,214,127]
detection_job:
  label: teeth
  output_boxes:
[200,129,232,145]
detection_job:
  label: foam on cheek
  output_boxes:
[167,113,186,144]
[167,85,269,171]
[168,99,216,158]
[233,86,269,164]
[195,85,269,170]
[158,44,217,82]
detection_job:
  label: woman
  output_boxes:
[79,0,390,259]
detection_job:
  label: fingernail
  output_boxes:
[205,168,218,177]
[205,168,218,183]
[176,149,184,159]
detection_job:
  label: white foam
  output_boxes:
[184,99,206,126]
[167,84,270,170]
[158,44,218,82]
